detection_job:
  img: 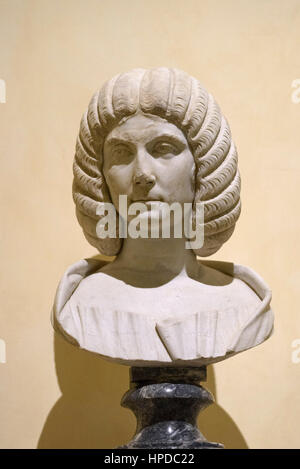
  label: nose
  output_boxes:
[133,172,156,188]
[132,148,156,190]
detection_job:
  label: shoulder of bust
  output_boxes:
[157,259,274,363]
[51,258,108,338]
[198,258,272,303]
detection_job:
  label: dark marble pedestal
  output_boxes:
[120,366,223,449]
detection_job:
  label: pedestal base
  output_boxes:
[120,367,223,449]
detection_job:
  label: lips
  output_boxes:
[131,199,160,203]
[130,197,163,203]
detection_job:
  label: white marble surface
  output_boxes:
[52,257,273,366]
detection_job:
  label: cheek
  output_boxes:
[104,165,133,196]
[164,153,195,201]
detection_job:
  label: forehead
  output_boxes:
[104,113,187,145]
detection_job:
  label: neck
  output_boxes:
[114,236,199,278]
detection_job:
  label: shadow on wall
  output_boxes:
[197,365,248,449]
[37,333,248,449]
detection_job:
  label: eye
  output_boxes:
[111,144,132,161]
[151,141,180,157]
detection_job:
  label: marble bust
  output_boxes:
[52,67,274,366]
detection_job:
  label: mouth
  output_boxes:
[130,198,163,204]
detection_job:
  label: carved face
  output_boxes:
[103,114,195,221]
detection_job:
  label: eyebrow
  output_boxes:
[105,137,133,147]
[148,134,187,146]
[105,133,187,147]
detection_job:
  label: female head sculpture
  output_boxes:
[73,67,241,257]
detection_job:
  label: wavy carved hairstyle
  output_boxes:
[73,68,241,257]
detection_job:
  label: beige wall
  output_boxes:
[0,0,300,449]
